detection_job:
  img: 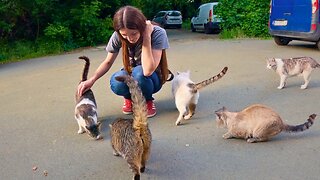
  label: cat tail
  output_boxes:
[78,56,90,81]
[191,67,228,91]
[283,114,317,132]
[115,75,148,131]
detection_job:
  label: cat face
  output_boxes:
[85,121,102,140]
[266,58,277,70]
[215,107,228,128]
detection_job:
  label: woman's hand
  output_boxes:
[144,20,154,40]
[77,78,94,96]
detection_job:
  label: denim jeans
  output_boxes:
[110,65,162,101]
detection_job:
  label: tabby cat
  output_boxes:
[172,67,228,126]
[109,75,152,180]
[215,104,317,143]
[75,56,102,140]
[266,57,320,89]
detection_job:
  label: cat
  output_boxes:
[215,104,317,143]
[109,75,152,180]
[172,67,228,126]
[266,57,320,89]
[74,56,102,140]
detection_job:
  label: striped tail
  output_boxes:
[191,66,228,91]
[78,56,90,81]
[283,114,317,132]
[115,75,148,130]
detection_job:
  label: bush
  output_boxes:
[215,0,270,38]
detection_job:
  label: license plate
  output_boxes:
[273,20,288,26]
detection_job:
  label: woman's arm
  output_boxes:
[141,21,162,76]
[78,52,118,95]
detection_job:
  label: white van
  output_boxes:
[191,2,221,34]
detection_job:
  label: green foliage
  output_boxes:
[70,0,113,46]
[215,0,270,38]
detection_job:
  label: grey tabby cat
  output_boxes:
[75,56,102,140]
[215,104,317,143]
[266,57,320,89]
[172,67,228,125]
[109,75,152,180]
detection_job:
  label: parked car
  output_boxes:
[191,2,221,34]
[152,10,182,29]
[269,0,320,49]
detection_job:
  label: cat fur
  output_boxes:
[266,57,320,89]
[75,56,102,140]
[215,104,317,143]
[109,75,152,180]
[172,67,228,126]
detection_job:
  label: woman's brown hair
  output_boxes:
[113,6,170,84]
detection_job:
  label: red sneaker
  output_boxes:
[146,100,156,118]
[122,98,133,114]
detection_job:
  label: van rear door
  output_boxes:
[270,0,312,32]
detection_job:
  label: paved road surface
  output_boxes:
[1,29,320,180]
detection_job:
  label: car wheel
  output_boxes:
[204,24,212,34]
[191,23,196,32]
[316,40,320,50]
[274,36,291,46]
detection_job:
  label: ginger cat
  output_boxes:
[215,104,316,143]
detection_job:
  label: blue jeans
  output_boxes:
[110,65,162,101]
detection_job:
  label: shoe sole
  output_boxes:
[122,111,133,115]
[147,112,156,118]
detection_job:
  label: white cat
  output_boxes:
[172,67,228,126]
[266,57,320,89]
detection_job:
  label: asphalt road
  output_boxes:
[1,29,320,180]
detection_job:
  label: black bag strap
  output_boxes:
[167,69,174,81]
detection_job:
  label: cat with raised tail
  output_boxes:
[266,57,320,89]
[110,75,152,180]
[172,67,228,126]
[215,104,317,143]
[75,56,102,140]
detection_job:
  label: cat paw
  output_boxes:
[140,167,145,173]
[300,85,308,89]
[223,133,233,139]
[277,86,284,89]
[184,114,192,120]
[175,120,181,126]
[77,129,85,134]
[113,151,120,156]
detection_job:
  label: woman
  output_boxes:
[77,6,170,118]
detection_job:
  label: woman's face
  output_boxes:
[119,28,141,44]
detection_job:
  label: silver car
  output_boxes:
[152,10,182,29]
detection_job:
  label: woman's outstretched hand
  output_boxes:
[77,79,94,96]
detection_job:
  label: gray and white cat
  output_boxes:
[266,57,320,89]
[172,67,228,126]
[110,75,152,180]
[215,104,317,143]
[75,56,102,140]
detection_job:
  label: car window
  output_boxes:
[169,11,181,16]
[155,12,166,17]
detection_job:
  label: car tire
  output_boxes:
[316,40,320,50]
[274,36,291,46]
[204,24,212,34]
[191,23,196,32]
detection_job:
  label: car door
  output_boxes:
[270,0,312,32]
